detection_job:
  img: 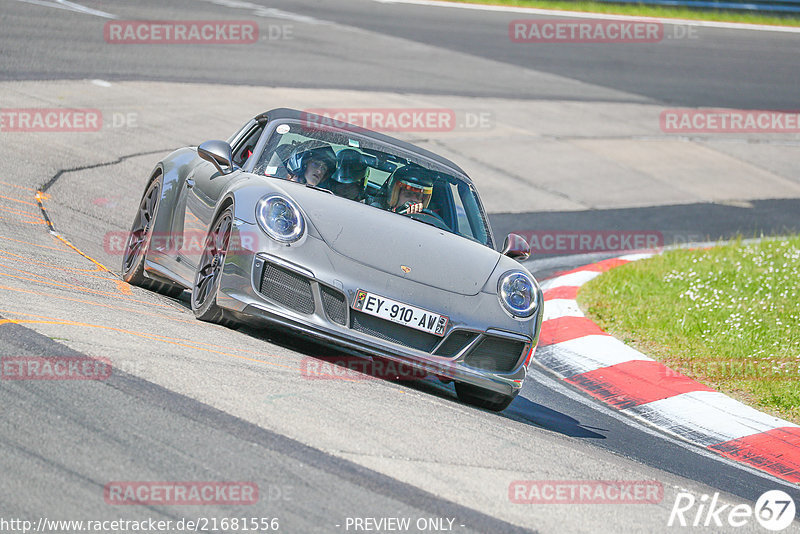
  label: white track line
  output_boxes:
[617,252,657,261]
[375,0,800,33]
[541,269,601,290]
[12,0,116,19]
[199,0,327,24]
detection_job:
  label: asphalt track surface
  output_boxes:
[1,0,799,533]
[3,0,800,109]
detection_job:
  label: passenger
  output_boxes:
[319,149,369,201]
[285,140,337,186]
[373,165,434,215]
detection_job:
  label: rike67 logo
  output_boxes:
[668,490,795,531]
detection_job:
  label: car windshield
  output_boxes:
[252,120,492,247]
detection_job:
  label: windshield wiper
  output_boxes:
[305,184,333,194]
[397,211,445,231]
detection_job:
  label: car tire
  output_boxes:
[191,207,238,328]
[121,176,184,298]
[455,382,516,412]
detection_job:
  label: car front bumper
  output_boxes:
[215,221,543,397]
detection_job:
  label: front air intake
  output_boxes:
[463,336,527,373]
[259,262,315,315]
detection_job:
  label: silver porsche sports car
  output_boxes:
[122,108,542,411]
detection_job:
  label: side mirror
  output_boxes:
[502,233,530,261]
[198,140,234,175]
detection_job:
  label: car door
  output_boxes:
[177,123,265,271]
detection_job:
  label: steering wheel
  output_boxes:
[409,209,450,231]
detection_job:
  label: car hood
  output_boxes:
[289,185,500,296]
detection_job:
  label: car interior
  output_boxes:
[248,125,492,246]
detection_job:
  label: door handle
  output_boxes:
[186,178,195,189]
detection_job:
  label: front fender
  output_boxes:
[150,147,202,238]
[214,175,323,240]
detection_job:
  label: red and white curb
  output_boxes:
[536,253,800,484]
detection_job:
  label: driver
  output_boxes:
[285,140,337,186]
[375,164,434,215]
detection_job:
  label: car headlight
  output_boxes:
[497,271,537,318]
[256,194,305,243]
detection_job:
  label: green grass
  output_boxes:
[577,236,800,423]
[445,0,800,27]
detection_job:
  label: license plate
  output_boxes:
[352,289,449,337]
